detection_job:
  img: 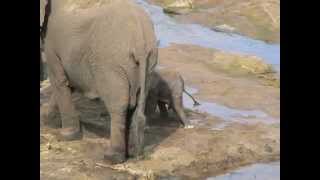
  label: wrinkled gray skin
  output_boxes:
[40,0,158,164]
[146,69,200,128]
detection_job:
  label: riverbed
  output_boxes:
[40,0,280,179]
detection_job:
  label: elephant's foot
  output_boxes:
[181,120,194,129]
[59,127,82,141]
[103,151,126,164]
[40,105,62,128]
[128,111,146,157]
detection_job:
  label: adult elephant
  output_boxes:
[40,0,158,164]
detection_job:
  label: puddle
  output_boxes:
[134,0,280,71]
[207,161,280,180]
[183,87,279,129]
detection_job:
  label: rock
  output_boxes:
[163,0,194,15]
[210,51,275,75]
[163,7,192,15]
[165,0,193,8]
[264,144,273,153]
[211,24,237,34]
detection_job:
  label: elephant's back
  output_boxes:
[157,69,182,84]
[90,0,157,59]
[157,69,184,96]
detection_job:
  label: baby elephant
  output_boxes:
[146,68,200,128]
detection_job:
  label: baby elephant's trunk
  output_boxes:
[183,89,200,106]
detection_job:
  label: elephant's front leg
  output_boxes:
[46,50,82,140]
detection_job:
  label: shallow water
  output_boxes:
[183,87,279,129]
[135,0,280,69]
[207,161,280,180]
[133,3,281,177]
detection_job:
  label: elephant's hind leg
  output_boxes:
[42,92,62,128]
[172,95,193,128]
[97,74,129,164]
[45,49,82,141]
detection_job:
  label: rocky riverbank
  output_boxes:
[148,0,280,43]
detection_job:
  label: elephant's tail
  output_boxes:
[128,47,157,157]
[128,49,156,109]
[180,76,200,107]
[183,88,201,107]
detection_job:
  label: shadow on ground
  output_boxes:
[40,85,202,156]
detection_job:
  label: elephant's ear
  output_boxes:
[40,0,48,28]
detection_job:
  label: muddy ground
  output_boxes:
[40,44,280,179]
[148,0,280,43]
